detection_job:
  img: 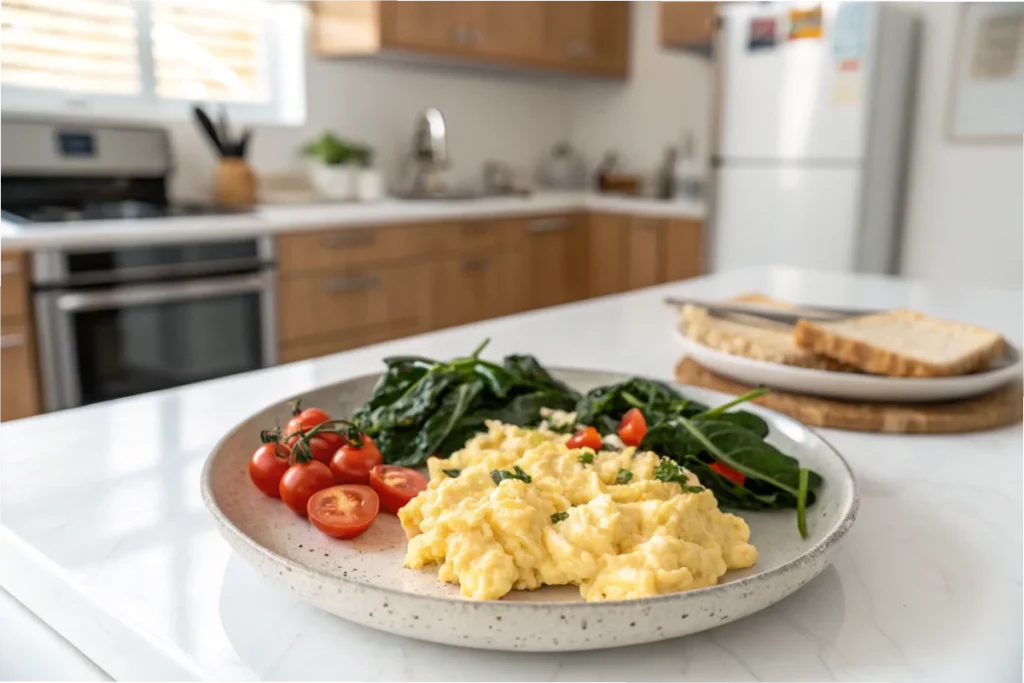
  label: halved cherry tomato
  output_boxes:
[307,485,380,539]
[710,461,746,486]
[330,435,383,485]
[285,406,332,439]
[369,465,428,514]
[279,460,334,516]
[566,426,602,450]
[286,433,336,465]
[249,442,292,497]
[617,408,648,447]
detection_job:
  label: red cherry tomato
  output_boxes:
[249,442,292,497]
[617,408,648,447]
[285,406,332,439]
[566,426,603,450]
[279,461,334,516]
[318,430,346,453]
[330,435,383,485]
[286,433,336,465]
[710,461,746,486]
[307,485,380,539]
[369,465,428,514]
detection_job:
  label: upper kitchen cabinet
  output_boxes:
[311,1,630,78]
[660,2,718,53]
[542,2,630,77]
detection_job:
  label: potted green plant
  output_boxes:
[303,131,358,200]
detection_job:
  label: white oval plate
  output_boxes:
[674,330,1023,403]
[202,369,858,652]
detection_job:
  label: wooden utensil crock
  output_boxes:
[214,157,257,207]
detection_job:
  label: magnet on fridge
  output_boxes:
[788,6,823,40]
[748,16,778,51]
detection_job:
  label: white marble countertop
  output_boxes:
[0,192,704,250]
[1,266,1021,681]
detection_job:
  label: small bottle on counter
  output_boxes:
[673,131,703,200]
[657,146,678,199]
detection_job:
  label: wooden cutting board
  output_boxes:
[675,357,1023,434]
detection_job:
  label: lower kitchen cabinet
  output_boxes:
[429,252,524,329]
[626,215,664,289]
[663,218,703,282]
[1,321,41,422]
[587,213,629,297]
[520,214,586,310]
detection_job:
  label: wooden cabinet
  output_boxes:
[519,214,586,310]
[660,2,718,50]
[626,216,663,289]
[543,2,630,76]
[586,213,629,297]
[1,251,41,422]
[312,1,629,77]
[274,212,700,364]
[429,253,523,330]
[663,218,703,282]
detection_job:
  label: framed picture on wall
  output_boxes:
[946,2,1024,142]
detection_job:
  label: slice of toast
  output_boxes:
[793,309,1005,377]
[680,303,851,371]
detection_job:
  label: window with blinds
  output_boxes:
[151,1,266,103]
[0,0,140,94]
[0,0,302,122]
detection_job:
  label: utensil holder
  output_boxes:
[214,157,257,207]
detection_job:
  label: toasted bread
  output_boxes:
[680,304,851,371]
[793,309,1005,377]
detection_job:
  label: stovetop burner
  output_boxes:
[3,200,252,224]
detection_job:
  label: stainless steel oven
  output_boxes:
[33,237,276,411]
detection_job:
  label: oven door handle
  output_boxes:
[56,273,267,312]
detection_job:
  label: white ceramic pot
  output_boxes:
[309,163,357,201]
[356,168,384,202]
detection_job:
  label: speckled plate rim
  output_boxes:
[201,367,859,611]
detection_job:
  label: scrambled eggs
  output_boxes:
[398,421,758,601]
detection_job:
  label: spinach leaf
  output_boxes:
[551,511,569,523]
[491,465,532,485]
[442,468,461,478]
[615,468,633,484]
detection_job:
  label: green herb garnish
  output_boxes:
[615,468,633,485]
[490,465,532,485]
[578,448,595,464]
[797,468,809,540]
[654,459,705,493]
[442,468,461,478]
[551,511,569,523]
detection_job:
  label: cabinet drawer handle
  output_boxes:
[528,218,569,233]
[323,275,380,293]
[566,42,592,58]
[0,333,25,349]
[0,261,19,276]
[322,232,375,249]
[463,258,490,272]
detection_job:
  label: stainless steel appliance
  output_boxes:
[32,239,275,411]
[0,120,276,411]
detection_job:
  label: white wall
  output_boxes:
[568,1,713,183]
[898,3,1023,290]
[168,54,575,199]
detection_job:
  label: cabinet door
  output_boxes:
[626,216,663,290]
[543,2,628,75]
[586,213,629,297]
[465,1,543,60]
[660,2,718,49]
[520,214,585,310]
[429,253,521,329]
[381,1,462,52]
[1,323,40,422]
[663,218,703,281]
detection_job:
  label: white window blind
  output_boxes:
[0,0,140,94]
[0,0,304,124]
[151,1,267,103]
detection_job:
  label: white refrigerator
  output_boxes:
[710,2,919,274]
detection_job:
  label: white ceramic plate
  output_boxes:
[674,330,1023,403]
[202,369,858,652]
